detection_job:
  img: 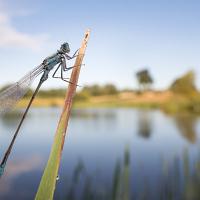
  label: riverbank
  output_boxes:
[16,91,200,114]
[16,91,169,108]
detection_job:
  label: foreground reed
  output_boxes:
[35,30,90,200]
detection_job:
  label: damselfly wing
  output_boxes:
[0,64,44,114]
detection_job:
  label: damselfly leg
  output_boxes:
[65,49,79,60]
[52,63,83,86]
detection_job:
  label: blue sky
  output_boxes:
[0,0,200,90]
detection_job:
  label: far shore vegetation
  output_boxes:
[1,70,200,115]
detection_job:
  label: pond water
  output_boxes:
[0,108,200,200]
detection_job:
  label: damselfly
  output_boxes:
[0,42,80,176]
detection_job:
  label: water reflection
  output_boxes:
[0,110,23,128]
[0,109,33,178]
[137,110,152,138]
[174,114,198,143]
[0,156,42,196]
[0,108,200,199]
[71,109,116,119]
[63,146,130,200]
[60,146,200,200]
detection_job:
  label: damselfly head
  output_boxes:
[60,42,70,53]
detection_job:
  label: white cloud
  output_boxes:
[0,9,49,51]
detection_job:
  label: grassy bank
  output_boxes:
[16,91,200,115]
[16,91,165,109]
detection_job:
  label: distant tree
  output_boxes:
[82,84,102,96]
[136,69,153,91]
[170,70,197,95]
[74,90,90,102]
[82,84,118,96]
[38,89,66,98]
[101,84,118,95]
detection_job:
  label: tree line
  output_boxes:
[135,68,198,95]
[0,69,198,99]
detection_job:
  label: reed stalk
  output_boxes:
[35,30,90,200]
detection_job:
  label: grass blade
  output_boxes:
[35,30,90,200]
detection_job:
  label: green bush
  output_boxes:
[37,89,66,98]
[74,90,90,102]
[170,71,197,95]
[82,84,118,96]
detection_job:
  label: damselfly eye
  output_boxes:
[61,43,70,53]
